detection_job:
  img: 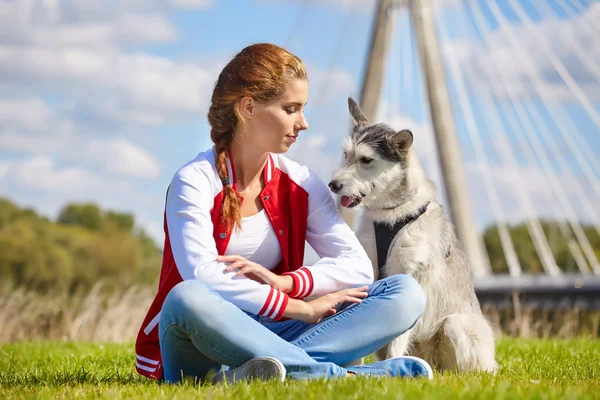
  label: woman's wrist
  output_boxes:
[277,275,294,294]
[282,298,313,321]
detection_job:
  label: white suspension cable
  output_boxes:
[533,0,600,83]
[471,0,600,274]
[465,1,595,274]
[520,106,600,238]
[486,0,600,204]
[567,0,600,36]
[389,7,402,121]
[544,0,600,176]
[404,10,413,115]
[507,0,600,129]
[437,8,527,277]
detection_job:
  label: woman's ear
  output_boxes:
[238,96,256,120]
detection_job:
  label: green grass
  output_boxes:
[1,338,599,399]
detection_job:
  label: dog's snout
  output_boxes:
[328,180,343,193]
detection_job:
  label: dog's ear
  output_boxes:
[348,97,369,126]
[388,129,413,155]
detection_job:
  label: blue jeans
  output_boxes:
[159,274,426,382]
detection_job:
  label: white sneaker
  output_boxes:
[211,357,286,384]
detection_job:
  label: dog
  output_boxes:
[328,98,497,373]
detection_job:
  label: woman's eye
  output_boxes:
[360,157,373,164]
[285,108,295,114]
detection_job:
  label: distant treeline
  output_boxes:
[484,222,600,274]
[0,198,162,293]
[1,197,599,293]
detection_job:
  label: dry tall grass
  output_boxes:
[0,284,152,343]
[1,285,598,343]
[482,293,600,339]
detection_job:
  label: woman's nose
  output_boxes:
[298,114,309,130]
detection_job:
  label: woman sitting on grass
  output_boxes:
[134,42,431,384]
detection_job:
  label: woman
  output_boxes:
[135,43,431,383]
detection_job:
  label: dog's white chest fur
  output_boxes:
[385,225,430,277]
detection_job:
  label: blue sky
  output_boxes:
[0,0,598,247]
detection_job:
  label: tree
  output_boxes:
[106,211,135,233]
[58,203,104,231]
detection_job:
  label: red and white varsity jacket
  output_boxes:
[134,147,373,380]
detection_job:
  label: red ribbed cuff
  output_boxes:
[282,267,314,299]
[257,287,289,321]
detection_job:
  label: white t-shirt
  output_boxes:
[224,209,283,270]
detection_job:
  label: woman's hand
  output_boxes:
[218,255,293,293]
[285,286,369,324]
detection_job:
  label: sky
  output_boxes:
[0,0,598,249]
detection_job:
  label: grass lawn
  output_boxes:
[1,338,599,399]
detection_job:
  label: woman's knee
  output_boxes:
[162,280,221,319]
[384,274,427,326]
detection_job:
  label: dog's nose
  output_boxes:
[328,180,343,193]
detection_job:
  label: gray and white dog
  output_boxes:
[329,98,497,373]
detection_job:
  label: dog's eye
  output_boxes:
[360,157,373,164]
[343,151,347,159]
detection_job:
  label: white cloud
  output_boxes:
[25,13,178,47]
[88,139,161,179]
[305,135,327,149]
[0,0,220,129]
[0,130,161,179]
[0,131,71,153]
[0,47,216,125]
[170,0,215,9]
[308,0,375,12]
[0,0,215,47]
[0,96,72,133]
[308,67,355,106]
[0,156,104,192]
[256,0,376,12]
[0,96,160,179]
[0,163,10,182]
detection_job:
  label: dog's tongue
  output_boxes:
[340,196,353,208]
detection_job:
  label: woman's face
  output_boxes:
[243,78,309,154]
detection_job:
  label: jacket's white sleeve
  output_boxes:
[283,171,374,298]
[166,167,289,320]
